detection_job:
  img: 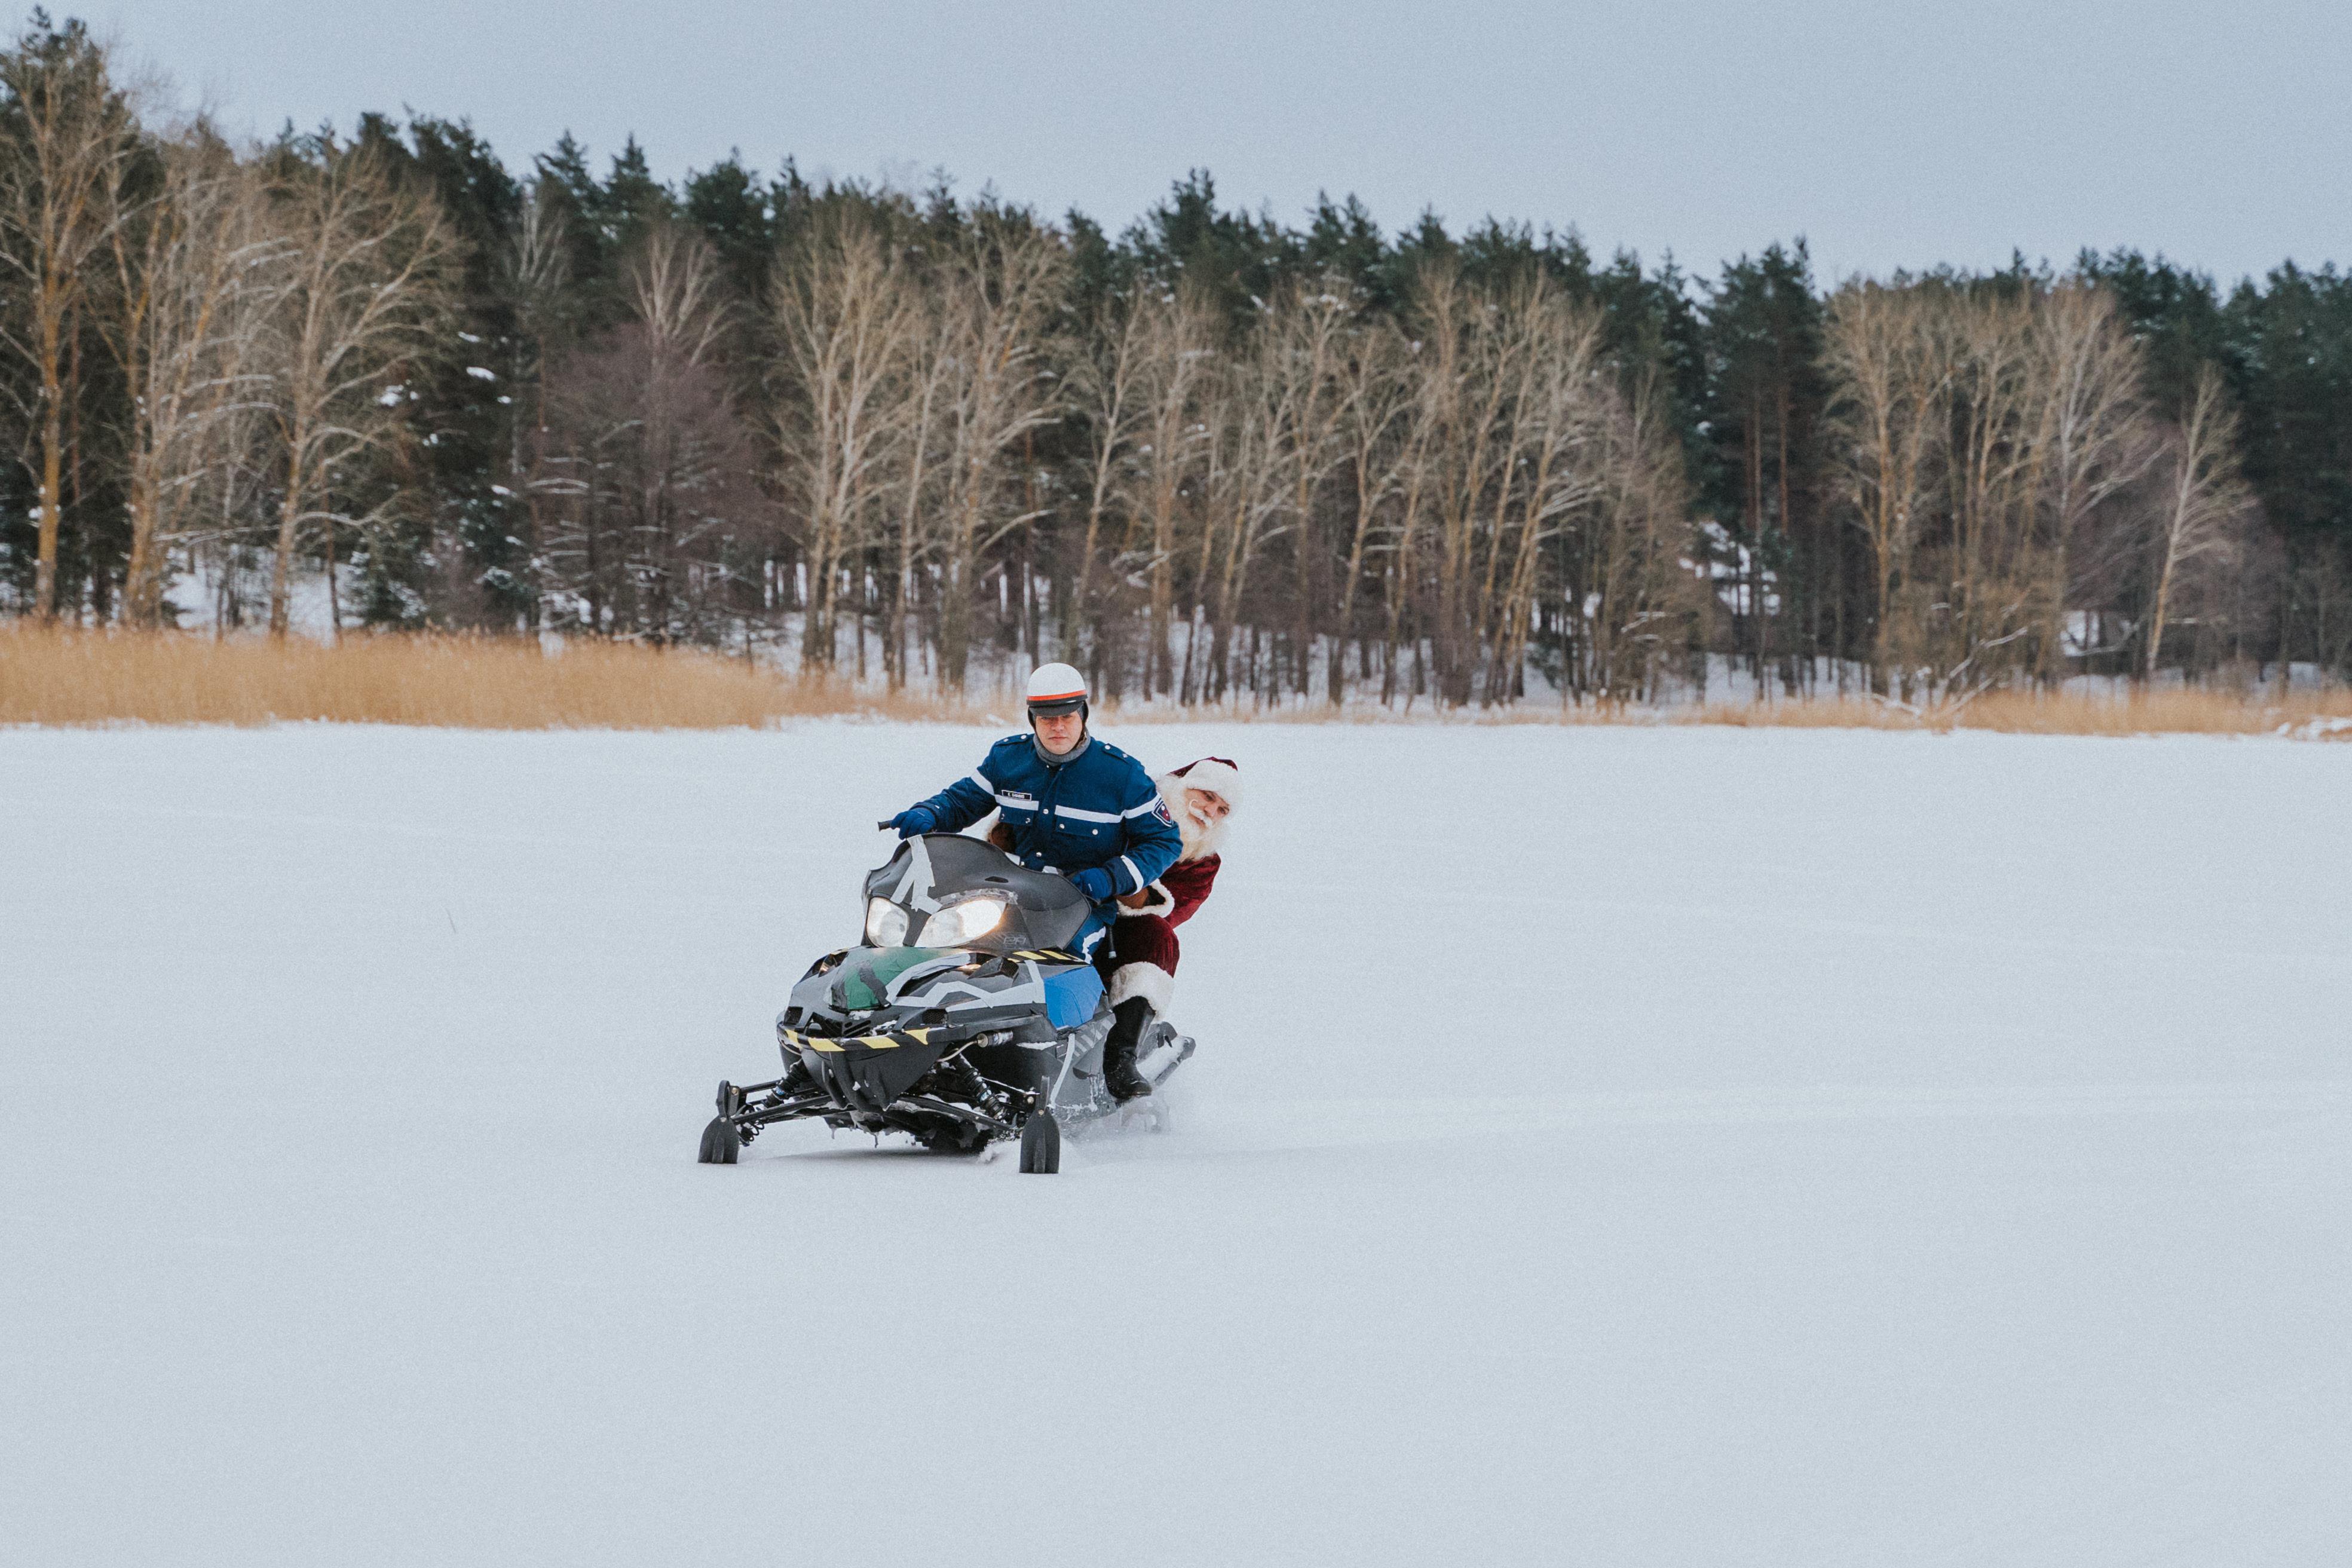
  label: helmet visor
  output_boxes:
[1027,694,1086,718]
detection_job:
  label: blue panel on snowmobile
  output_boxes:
[1041,964,1104,1029]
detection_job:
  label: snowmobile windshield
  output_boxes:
[861,833,1090,954]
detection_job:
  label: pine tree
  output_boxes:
[681,152,773,313]
[1123,170,1300,329]
[1303,193,1398,313]
[1705,241,1829,685]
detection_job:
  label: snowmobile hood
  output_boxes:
[782,938,1094,1043]
[828,947,966,1013]
[862,834,1091,955]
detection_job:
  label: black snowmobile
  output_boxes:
[695,832,1193,1173]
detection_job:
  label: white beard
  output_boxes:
[1158,771,1228,862]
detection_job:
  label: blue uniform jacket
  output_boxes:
[904,734,1183,906]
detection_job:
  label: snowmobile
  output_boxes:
[695,832,1194,1174]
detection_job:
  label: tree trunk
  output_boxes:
[325,518,341,644]
[271,446,306,638]
[124,476,158,624]
[34,378,64,618]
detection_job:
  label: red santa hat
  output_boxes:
[1168,755,1242,810]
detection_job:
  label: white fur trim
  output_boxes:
[1108,961,1174,1015]
[1156,769,1230,862]
[1119,881,1177,919]
[1173,757,1241,810]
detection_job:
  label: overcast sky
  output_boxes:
[85,0,2352,288]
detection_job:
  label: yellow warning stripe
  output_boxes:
[1009,950,1083,964]
[782,1027,934,1054]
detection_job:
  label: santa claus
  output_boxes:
[1093,755,1240,1101]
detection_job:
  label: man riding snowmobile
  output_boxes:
[883,663,1182,1101]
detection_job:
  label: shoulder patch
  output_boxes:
[1151,798,1175,825]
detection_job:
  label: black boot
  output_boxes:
[1102,997,1154,1103]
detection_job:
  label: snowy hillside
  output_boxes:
[5,723,2347,1566]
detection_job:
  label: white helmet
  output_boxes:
[1025,662,1089,719]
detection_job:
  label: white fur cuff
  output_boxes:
[1108,961,1175,1015]
[1119,881,1176,919]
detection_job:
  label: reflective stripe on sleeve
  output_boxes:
[1118,855,1143,894]
[1122,795,1166,819]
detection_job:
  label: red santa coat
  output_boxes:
[1095,767,1229,1014]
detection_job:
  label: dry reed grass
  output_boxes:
[1679,688,2352,739]
[4,625,2347,738]
[1113,686,2352,739]
[0,626,988,729]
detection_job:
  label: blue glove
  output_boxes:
[888,808,936,839]
[1070,866,1114,902]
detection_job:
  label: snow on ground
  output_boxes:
[3,722,2347,1566]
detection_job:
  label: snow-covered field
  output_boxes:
[4,722,2347,1566]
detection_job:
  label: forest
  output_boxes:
[3,13,2349,708]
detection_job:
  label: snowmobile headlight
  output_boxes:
[918,896,1007,947]
[865,897,909,947]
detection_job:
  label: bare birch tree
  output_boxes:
[1932,289,2045,695]
[1410,261,1512,705]
[508,180,571,620]
[928,209,1063,690]
[1380,334,1444,706]
[1326,313,1411,705]
[103,134,283,623]
[768,207,917,670]
[0,17,139,617]
[538,224,764,642]
[1123,286,1218,696]
[1399,264,1615,705]
[1477,287,1609,705]
[2145,363,2252,678]
[1194,322,1291,702]
[629,219,727,368]
[1567,363,1701,702]
[258,142,455,637]
[1261,279,1352,697]
[2028,280,2155,677]
[1059,290,1154,668]
[623,224,759,639]
[1824,280,1952,696]
[880,274,953,688]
